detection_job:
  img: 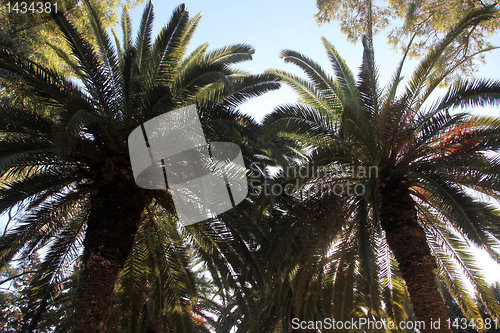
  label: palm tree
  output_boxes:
[263,4,500,331]
[0,1,279,331]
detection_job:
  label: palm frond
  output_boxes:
[357,34,380,118]
[135,0,154,73]
[431,78,500,112]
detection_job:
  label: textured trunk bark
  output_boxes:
[379,176,451,333]
[72,178,148,333]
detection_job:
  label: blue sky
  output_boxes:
[126,0,500,121]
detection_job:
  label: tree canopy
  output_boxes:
[315,0,500,80]
[0,0,146,73]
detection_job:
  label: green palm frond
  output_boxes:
[121,10,133,52]
[322,37,359,107]
[83,0,121,97]
[21,217,85,332]
[201,44,254,67]
[135,0,154,73]
[425,213,492,322]
[196,73,280,112]
[145,4,189,89]
[51,9,118,119]
[431,79,500,112]
[271,69,341,117]
[382,32,416,106]
[178,43,209,75]
[357,35,380,118]
[47,42,87,82]
[278,49,342,109]
[0,47,86,107]
[170,12,203,76]
[263,103,338,142]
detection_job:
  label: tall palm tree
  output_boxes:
[263,4,500,331]
[0,1,279,331]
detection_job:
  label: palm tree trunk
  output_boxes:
[72,179,148,333]
[379,177,451,333]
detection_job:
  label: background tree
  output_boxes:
[0,256,76,332]
[315,0,500,81]
[0,0,147,129]
[0,262,30,332]
[0,0,145,73]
